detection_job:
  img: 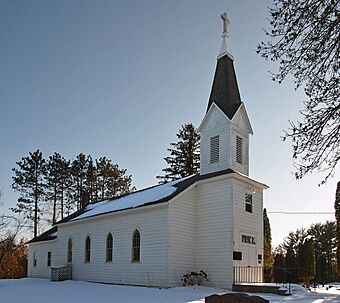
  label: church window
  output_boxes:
[236,136,243,164]
[132,229,141,262]
[85,236,91,263]
[106,233,113,262]
[233,251,242,260]
[47,251,51,267]
[67,238,72,263]
[210,136,220,163]
[33,253,37,267]
[241,234,256,245]
[245,193,253,213]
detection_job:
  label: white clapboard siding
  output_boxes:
[194,177,233,288]
[168,186,196,286]
[200,105,231,175]
[28,240,56,279]
[232,179,264,267]
[53,204,169,287]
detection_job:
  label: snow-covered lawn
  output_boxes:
[0,278,339,303]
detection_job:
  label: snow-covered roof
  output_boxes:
[71,177,191,221]
[28,169,238,243]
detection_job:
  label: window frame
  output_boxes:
[67,238,72,263]
[245,193,253,213]
[233,251,242,260]
[131,229,141,263]
[106,233,113,263]
[47,251,51,267]
[210,135,220,163]
[33,252,37,267]
[84,235,91,263]
[236,135,243,165]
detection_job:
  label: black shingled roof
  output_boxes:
[27,226,57,244]
[207,54,242,119]
[27,169,235,244]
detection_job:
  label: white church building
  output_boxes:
[27,14,268,289]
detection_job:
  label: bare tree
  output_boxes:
[257,0,339,184]
[0,213,28,265]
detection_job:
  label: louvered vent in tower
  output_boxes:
[210,136,220,163]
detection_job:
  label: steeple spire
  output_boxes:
[218,13,233,59]
[206,13,241,119]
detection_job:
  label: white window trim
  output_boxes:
[131,228,141,263]
[245,192,253,213]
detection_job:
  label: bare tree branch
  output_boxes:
[258,0,340,184]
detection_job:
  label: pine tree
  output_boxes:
[157,123,200,183]
[11,150,47,237]
[45,153,71,223]
[85,157,97,203]
[58,156,71,220]
[297,239,316,285]
[96,157,134,200]
[308,221,336,283]
[70,153,90,210]
[285,246,298,283]
[273,253,285,283]
[335,181,340,274]
[263,208,274,282]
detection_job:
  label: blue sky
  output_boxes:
[0,0,338,246]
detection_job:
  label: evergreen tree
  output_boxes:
[297,239,316,285]
[282,228,307,254]
[308,221,336,283]
[58,156,71,220]
[11,150,47,237]
[96,157,134,200]
[285,246,298,283]
[335,181,340,275]
[273,253,285,283]
[263,208,274,282]
[70,153,90,210]
[85,157,97,203]
[45,153,71,223]
[157,123,200,183]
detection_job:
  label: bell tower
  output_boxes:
[198,13,253,176]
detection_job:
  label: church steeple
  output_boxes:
[207,13,241,120]
[198,13,253,176]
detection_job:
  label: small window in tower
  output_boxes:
[210,136,220,163]
[233,251,242,260]
[245,193,253,213]
[236,136,243,164]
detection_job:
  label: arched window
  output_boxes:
[85,236,91,263]
[67,238,72,263]
[132,229,141,262]
[106,233,113,262]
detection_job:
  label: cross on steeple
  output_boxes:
[220,12,230,35]
[218,12,232,59]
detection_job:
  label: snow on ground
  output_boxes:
[0,279,339,303]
